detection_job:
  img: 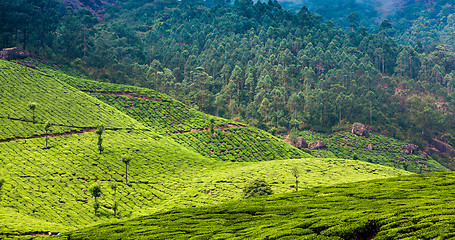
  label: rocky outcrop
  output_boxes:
[424,146,440,156]
[293,137,308,149]
[0,47,30,60]
[351,123,368,137]
[308,140,327,150]
[404,144,419,155]
[430,138,455,157]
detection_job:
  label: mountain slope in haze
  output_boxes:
[283,0,455,48]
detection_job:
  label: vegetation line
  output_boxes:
[84,91,171,102]
[0,128,97,143]
[169,124,245,134]
[0,127,152,143]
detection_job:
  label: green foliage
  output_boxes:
[0,130,408,235]
[89,184,102,215]
[291,166,299,191]
[121,155,132,185]
[299,130,448,173]
[96,124,105,154]
[242,179,273,199]
[28,102,37,123]
[171,127,309,162]
[0,60,144,141]
[62,172,455,240]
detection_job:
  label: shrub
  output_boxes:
[242,179,273,199]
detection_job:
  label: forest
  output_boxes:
[2,0,455,147]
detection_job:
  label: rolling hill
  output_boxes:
[0,60,412,238]
[61,171,455,240]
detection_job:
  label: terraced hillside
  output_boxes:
[0,130,409,236]
[295,131,448,173]
[55,71,233,134]
[62,172,455,240]
[43,67,309,162]
[0,60,144,141]
[0,61,412,238]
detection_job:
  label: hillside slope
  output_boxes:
[295,130,448,173]
[0,60,144,141]
[0,61,411,237]
[42,67,310,162]
[62,172,455,240]
[0,130,410,236]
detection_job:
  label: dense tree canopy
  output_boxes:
[2,0,455,145]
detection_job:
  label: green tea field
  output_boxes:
[62,172,455,240]
[0,60,414,238]
[294,130,448,173]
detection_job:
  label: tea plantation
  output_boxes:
[0,61,417,238]
[61,172,455,240]
[0,130,411,237]
[33,65,310,162]
[40,66,234,134]
[172,128,307,162]
[0,60,144,141]
[295,131,448,173]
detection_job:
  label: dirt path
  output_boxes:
[0,128,97,143]
[170,124,245,134]
[84,91,170,102]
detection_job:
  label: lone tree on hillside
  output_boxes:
[110,182,118,217]
[96,124,105,154]
[291,167,300,191]
[243,179,273,199]
[0,179,4,201]
[209,117,215,135]
[28,102,37,123]
[44,121,51,149]
[122,156,132,185]
[89,184,102,215]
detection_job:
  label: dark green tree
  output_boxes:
[96,124,105,154]
[243,179,273,199]
[122,156,132,185]
[89,184,102,215]
[28,102,37,123]
[44,121,51,149]
[291,167,299,191]
[110,182,118,217]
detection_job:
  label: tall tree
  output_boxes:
[44,121,51,149]
[89,184,102,215]
[96,124,105,154]
[122,156,132,185]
